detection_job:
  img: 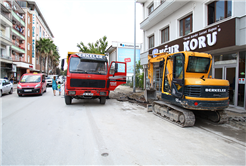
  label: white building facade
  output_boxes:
[137,0,246,109]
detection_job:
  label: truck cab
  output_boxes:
[64,52,126,105]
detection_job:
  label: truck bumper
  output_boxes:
[65,89,109,98]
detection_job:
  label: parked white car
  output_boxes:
[0,79,13,97]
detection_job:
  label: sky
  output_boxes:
[34,0,143,61]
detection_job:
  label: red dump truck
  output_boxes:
[62,52,127,105]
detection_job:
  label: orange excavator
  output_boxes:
[145,51,229,127]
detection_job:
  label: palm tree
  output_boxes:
[99,36,108,54]
[36,38,59,74]
[47,41,56,75]
[77,36,108,54]
[36,38,49,73]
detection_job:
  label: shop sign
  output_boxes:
[119,43,140,48]
[149,18,235,54]
[12,64,17,72]
[124,58,131,62]
[239,78,245,84]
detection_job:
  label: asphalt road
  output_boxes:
[1,86,245,165]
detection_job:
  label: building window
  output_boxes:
[180,14,192,36]
[36,57,39,64]
[148,3,154,15]
[28,55,30,63]
[149,35,154,49]
[161,27,169,43]
[43,31,45,37]
[208,1,232,25]
[28,28,30,36]
[39,26,41,38]
[28,43,30,50]
[28,16,30,24]
[160,0,165,4]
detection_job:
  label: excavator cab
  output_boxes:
[171,53,185,98]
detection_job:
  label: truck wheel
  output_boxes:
[65,96,72,105]
[100,96,106,104]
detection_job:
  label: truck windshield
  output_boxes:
[186,56,210,73]
[20,75,41,83]
[69,57,107,75]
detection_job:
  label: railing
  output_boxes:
[1,54,13,60]
[11,10,25,26]
[12,45,25,54]
[12,28,25,40]
[12,42,25,50]
[12,25,25,37]
[12,56,25,62]
[0,33,11,41]
[0,11,11,22]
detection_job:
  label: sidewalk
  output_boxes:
[112,85,246,115]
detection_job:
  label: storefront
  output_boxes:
[144,18,246,109]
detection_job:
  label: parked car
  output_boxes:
[17,73,47,96]
[0,79,13,97]
[46,75,58,87]
[57,76,64,84]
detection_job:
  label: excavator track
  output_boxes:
[206,110,228,124]
[152,101,195,127]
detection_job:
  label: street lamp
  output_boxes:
[133,0,136,93]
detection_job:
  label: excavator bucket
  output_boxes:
[144,88,157,102]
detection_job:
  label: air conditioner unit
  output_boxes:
[12,20,16,24]
[21,40,25,44]
[12,50,15,55]
[12,35,16,40]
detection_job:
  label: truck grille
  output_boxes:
[70,79,105,88]
[184,87,201,97]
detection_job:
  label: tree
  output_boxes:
[77,36,108,54]
[135,60,144,89]
[36,38,60,74]
[36,38,49,73]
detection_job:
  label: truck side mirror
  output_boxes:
[115,63,118,73]
[61,59,64,71]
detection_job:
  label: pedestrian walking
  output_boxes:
[4,75,8,80]
[10,75,14,84]
[52,76,58,96]
[58,81,61,96]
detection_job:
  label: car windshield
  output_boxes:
[20,75,41,83]
[69,57,107,75]
[186,56,210,73]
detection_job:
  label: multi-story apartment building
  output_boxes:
[0,1,13,79]
[17,0,54,76]
[137,0,246,109]
[0,0,54,82]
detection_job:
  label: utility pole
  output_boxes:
[133,0,136,93]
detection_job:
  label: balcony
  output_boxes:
[0,54,12,63]
[12,28,25,40]
[0,33,12,46]
[12,43,25,54]
[12,56,25,62]
[0,11,12,27]
[140,0,190,30]
[11,10,25,27]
